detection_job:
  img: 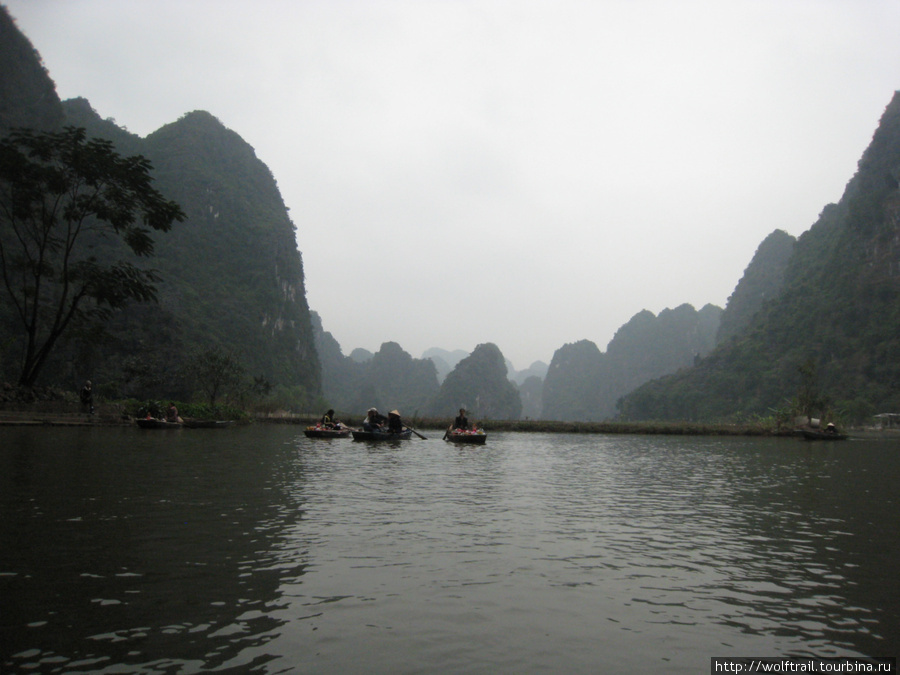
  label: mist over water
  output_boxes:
[2,426,897,673]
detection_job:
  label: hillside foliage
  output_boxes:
[541,304,722,421]
[715,229,796,345]
[313,316,523,420]
[429,343,522,420]
[621,92,900,423]
[0,8,64,134]
[0,9,321,406]
[0,126,184,386]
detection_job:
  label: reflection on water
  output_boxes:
[1,426,305,673]
[1,427,898,673]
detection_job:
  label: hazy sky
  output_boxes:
[5,1,899,369]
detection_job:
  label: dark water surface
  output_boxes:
[1,426,898,673]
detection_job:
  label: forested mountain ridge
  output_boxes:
[362,342,440,417]
[715,229,796,345]
[422,347,469,383]
[0,7,320,401]
[312,312,523,419]
[541,339,604,421]
[146,110,319,392]
[620,91,900,422]
[312,313,441,415]
[58,103,321,399]
[0,8,63,134]
[430,343,523,420]
[604,303,721,396]
[541,303,721,421]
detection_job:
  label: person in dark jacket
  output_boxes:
[453,407,469,430]
[388,410,404,434]
[80,380,94,414]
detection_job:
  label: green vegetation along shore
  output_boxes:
[0,385,814,436]
[0,405,791,436]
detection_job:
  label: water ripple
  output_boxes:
[1,427,898,673]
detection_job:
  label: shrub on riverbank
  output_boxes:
[0,382,72,408]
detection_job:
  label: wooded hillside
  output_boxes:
[0,7,320,404]
[621,92,900,423]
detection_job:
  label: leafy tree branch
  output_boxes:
[0,126,184,386]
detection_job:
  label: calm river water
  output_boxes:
[1,425,898,673]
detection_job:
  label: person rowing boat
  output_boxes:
[388,409,404,434]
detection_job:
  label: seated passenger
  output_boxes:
[321,409,338,428]
[363,407,387,431]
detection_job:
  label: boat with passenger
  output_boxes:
[304,424,351,438]
[445,429,487,445]
[351,428,413,441]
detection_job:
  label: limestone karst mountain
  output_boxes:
[1,7,320,399]
[621,92,900,422]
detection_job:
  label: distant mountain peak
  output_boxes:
[620,91,900,422]
[0,5,64,133]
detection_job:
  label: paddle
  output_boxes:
[405,425,427,440]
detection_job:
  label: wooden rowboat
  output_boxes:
[183,419,234,429]
[136,418,182,429]
[799,429,847,441]
[445,429,487,445]
[304,425,351,439]
[351,429,413,441]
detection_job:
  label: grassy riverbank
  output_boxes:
[0,385,790,435]
[0,408,811,437]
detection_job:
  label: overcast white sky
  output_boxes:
[5,0,899,369]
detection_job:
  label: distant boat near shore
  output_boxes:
[183,419,234,429]
[798,428,848,441]
[136,418,182,429]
